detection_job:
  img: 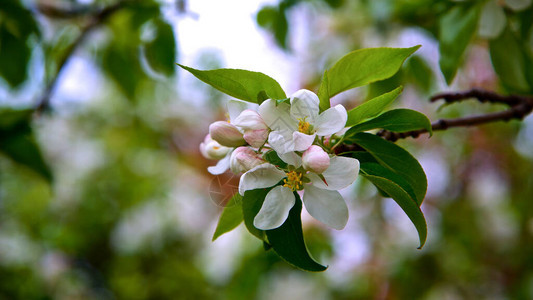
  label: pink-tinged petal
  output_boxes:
[233,109,267,131]
[303,185,348,230]
[308,156,360,190]
[253,186,295,230]
[292,131,316,152]
[290,89,320,122]
[243,129,269,148]
[279,152,302,168]
[315,105,348,136]
[268,130,294,154]
[258,99,297,131]
[238,164,286,195]
[207,153,231,175]
[227,100,258,122]
[302,145,330,174]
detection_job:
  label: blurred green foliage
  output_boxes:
[1,0,533,299]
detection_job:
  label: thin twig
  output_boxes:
[34,1,127,113]
[377,89,533,142]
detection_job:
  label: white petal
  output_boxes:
[303,185,348,230]
[238,164,286,195]
[227,100,258,122]
[279,152,302,168]
[315,105,348,136]
[290,89,320,122]
[292,131,316,152]
[479,0,506,39]
[233,109,267,131]
[258,99,297,131]
[268,130,294,154]
[207,153,231,175]
[308,156,360,190]
[505,0,532,11]
[253,186,295,230]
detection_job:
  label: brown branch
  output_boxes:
[34,1,128,113]
[430,88,531,106]
[378,89,533,142]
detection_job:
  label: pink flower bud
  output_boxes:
[233,109,268,131]
[209,121,246,147]
[200,134,231,160]
[243,129,269,148]
[230,147,264,174]
[302,145,330,174]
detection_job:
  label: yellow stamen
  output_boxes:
[298,117,312,134]
[283,171,304,191]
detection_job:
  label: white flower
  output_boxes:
[238,155,360,230]
[200,134,233,175]
[230,146,265,174]
[258,89,348,154]
[200,134,231,160]
[209,121,246,147]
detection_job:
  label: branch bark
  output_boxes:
[34,1,127,113]
[378,89,533,142]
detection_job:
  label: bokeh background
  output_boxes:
[1,0,533,299]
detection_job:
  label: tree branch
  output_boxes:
[34,1,127,113]
[378,89,533,142]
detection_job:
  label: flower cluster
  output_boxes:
[200,90,360,230]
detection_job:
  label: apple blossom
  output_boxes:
[238,155,360,230]
[302,145,330,174]
[233,109,270,148]
[199,134,231,160]
[209,121,246,147]
[230,146,265,174]
[258,89,348,154]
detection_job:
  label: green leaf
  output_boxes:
[405,56,434,93]
[0,0,40,88]
[263,150,288,169]
[256,6,289,50]
[360,162,418,205]
[489,27,531,93]
[0,109,52,181]
[212,194,244,241]
[438,4,481,85]
[102,45,144,99]
[177,65,286,103]
[346,86,403,126]
[350,132,427,205]
[362,174,427,248]
[318,46,420,107]
[318,71,330,111]
[266,192,328,272]
[242,188,272,241]
[346,109,432,136]
[144,19,176,76]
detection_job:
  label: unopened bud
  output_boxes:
[233,109,268,131]
[302,145,330,174]
[209,121,246,147]
[230,147,264,174]
[243,129,269,148]
[200,134,231,160]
